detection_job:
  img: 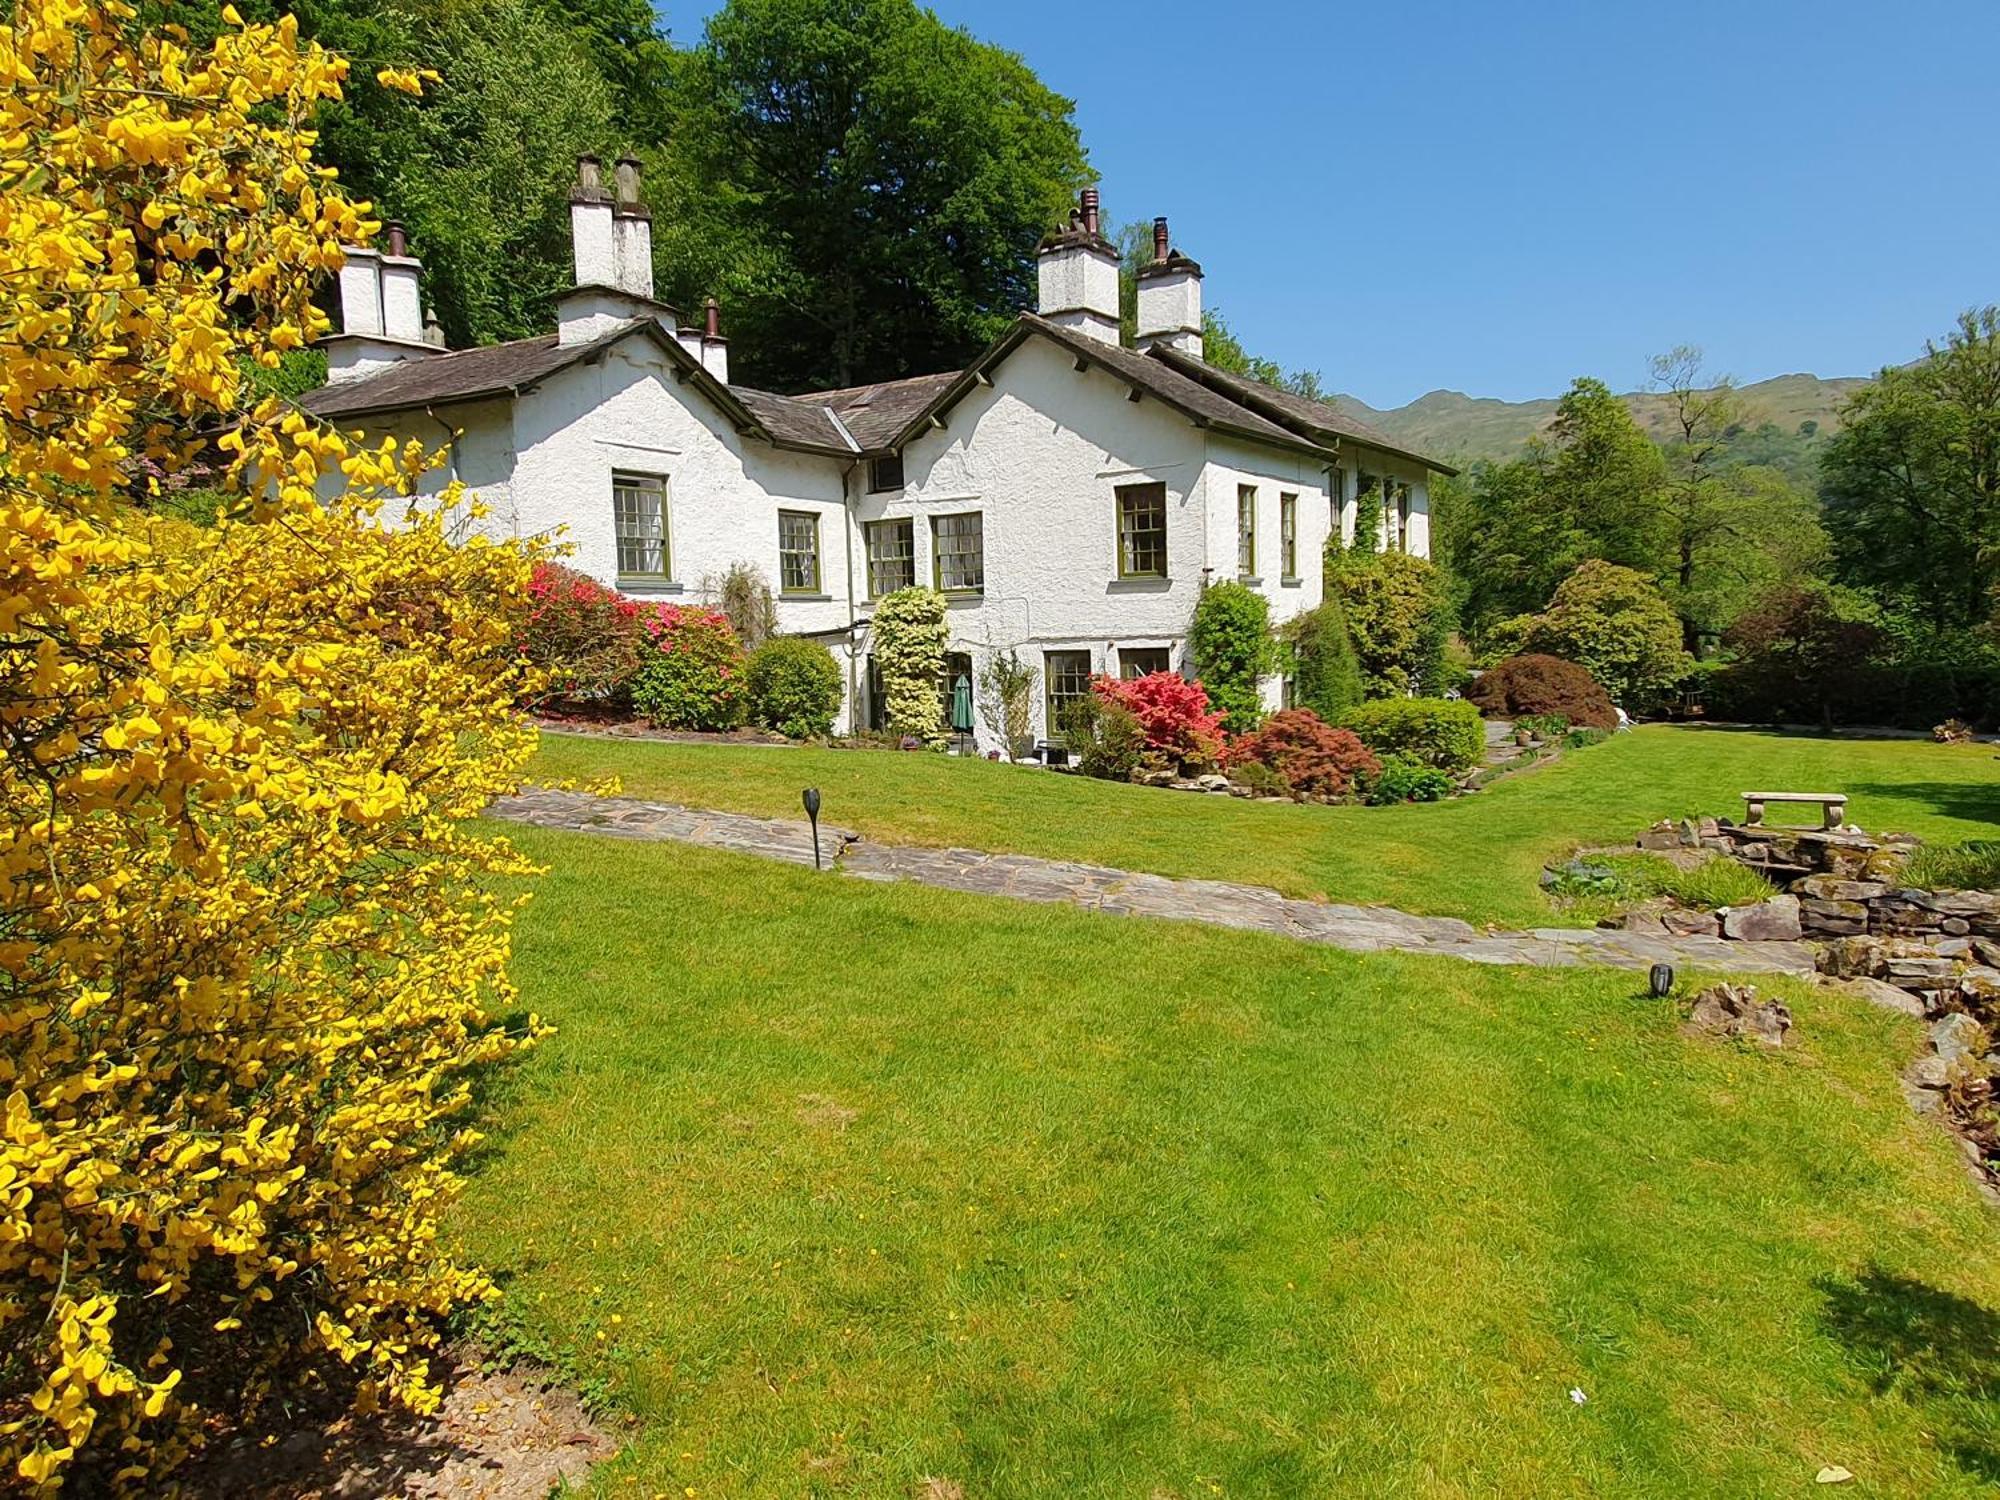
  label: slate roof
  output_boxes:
[302,326,629,422]
[797,371,963,450]
[1146,345,1457,475]
[301,310,1454,474]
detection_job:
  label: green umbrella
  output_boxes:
[950,670,973,733]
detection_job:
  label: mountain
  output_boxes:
[1336,371,1875,467]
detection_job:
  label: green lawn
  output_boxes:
[459,823,2000,1498]
[529,725,2000,926]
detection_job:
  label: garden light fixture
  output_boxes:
[802,786,822,869]
[1649,963,1674,999]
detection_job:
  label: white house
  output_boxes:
[303,159,1453,750]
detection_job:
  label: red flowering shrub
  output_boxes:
[1226,709,1381,801]
[1091,671,1227,768]
[630,604,747,729]
[520,561,650,706]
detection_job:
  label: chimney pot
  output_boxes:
[1080,187,1101,237]
[576,154,603,192]
[385,220,408,258]
[1152,216,1169,263]
[704,296,720,340]
[614,156,643,209]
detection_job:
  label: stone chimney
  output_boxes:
[561,154,676,344]
[1035,186,1119,345]
[699,297,729,384]
[321,222,441,384]
[1134,215,1202,358]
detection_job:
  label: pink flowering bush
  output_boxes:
[1092,671,1228,769]
[520,560,651,706]
[631,603,748,729]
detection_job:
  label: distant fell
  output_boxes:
[1337,371,1875,465]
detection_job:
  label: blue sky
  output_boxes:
[667,1,2000,407]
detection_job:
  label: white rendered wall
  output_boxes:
[379,257,423,342]
[858,336,1219,748]
[1035,246,1120,344]
[1334,448,1431,561]
[1200,434,1332,713]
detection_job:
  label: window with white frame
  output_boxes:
[613,471,669,580]
[778,509,821,594]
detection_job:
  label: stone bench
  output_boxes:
[1742,791,1847,830]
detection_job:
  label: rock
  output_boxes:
[1698,816,1720,839]
[1936,938,1974,958]
[1931,1011,1986,1063]
[1905,1054,1953,1089]
[1943,917,1973,936]
[1885,957,1958,987]
[1836,976,1928,1019]
[1900,1077,1942,1115]
[1636,828,1682,852]
[1958,965,2000,1002]
[1798,898,1869,936]
[1720,895,1803,943]
[1685,982,1793,1047]
[1661,908,1720,938]
[1863,848,1913,883]
[1194,773,1232,793]
[1677,817,1701,847]
[1915,889,2000,918]
[1974,938,2000,968]
[1794,875,1890,902]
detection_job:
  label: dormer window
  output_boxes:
[868,453,905,492]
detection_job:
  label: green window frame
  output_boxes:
[1280,492,1299,579]
[932,511,984,594]
[1237,484,1257,577]
[613,471,669,581]
[865,518,914,598]
[1119,646,1171,679]
[1044,649,1093,738]
[1393,482,1412,553]
[778,509,821,594]
[1115,481,1167,578]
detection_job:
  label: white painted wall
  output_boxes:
[1333,449,1431,561]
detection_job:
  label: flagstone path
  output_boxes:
[489,787,1819,977]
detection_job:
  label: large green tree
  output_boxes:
[1821,307,2000,632]
[655,0,1089,390]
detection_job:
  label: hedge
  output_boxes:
[1340,696,1485,771]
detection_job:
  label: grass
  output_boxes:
[1545,852,1777,924]
[1903,839,2000,893]
[458,822,2000,1497]
[529,724,2000,926]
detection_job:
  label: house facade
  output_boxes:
[304,160,1450,750]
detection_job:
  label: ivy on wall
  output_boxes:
[872,586,950,745]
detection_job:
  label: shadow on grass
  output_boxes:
[1817,1266,2000,1485]
[1846,780,2000,826]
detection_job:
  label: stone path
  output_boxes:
[490,787,1818,977]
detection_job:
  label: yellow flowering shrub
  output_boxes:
[1,2,548,1488]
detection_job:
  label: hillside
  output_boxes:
[1337,371,1875,466]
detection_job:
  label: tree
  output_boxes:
[1188,582,1279,732]
[1499,561,1692,709]
[656,0,1089,390]
[2,9,546,1486]
[1450,378,1667,643]
[1719,581,1887,728]
[1821,308,2000,634]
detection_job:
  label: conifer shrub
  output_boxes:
[1226,710,1380,801]
[630,606,748,729]
[1467,653,1618,732]
[1058,695,1146,780]
[1283,600,1365,723]
[746,637,844,738]
[1340,697,1484,771]
[1188,581,1279,733]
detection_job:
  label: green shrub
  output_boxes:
[745,636,843,738]
[1283,599,1365,723]
[1367,754,1454,804]
[1188,580,1279,733]
[629,606,747,730]
[1562,725,1608,750]
[1332,551,1453,697]
[1340,696,1484,771]
[1467,652,1618,731]
[1058,695,1145,780]
[1904,839,2000,892]
[1515,713,1570,740]
[873,586,950,745]
[1227,760,1291,798]
[1497,561,1690,711]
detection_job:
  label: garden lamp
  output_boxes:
[1649,963,1674,999]
[802,786,822,869]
